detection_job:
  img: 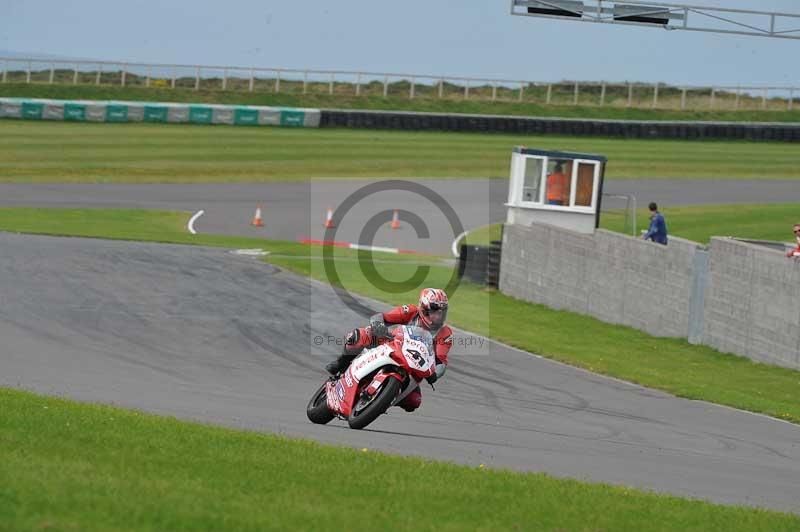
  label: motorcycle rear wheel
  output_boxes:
[306,383,335,424]
[347,377,401,430]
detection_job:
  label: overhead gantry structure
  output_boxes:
[510,0,800,40]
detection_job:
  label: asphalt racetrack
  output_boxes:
[2,178,800,255]
[2,232,799,513]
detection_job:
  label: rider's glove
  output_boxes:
[425,373,438,386]
[344,328,361,346]
[369,313,389,347]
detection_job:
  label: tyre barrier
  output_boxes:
[458,240,503,287]
[320,109,800,141]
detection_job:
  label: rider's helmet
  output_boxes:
[418,288,448,331]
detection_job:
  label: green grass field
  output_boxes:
[5,82,800,122]
[462,203,800,247]
[4,387,797,531]
[2,120,799,182]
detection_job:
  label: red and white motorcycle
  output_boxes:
[307,325,436,430]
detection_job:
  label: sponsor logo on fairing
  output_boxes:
[353,351,381,372]
[335,381,345,401]
[344,370,354,387]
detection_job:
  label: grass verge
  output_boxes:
[3,387,797,531]
[2,207,800,425]
[2,120,800,182]
[0,207,436,266]
[461,203,800,247]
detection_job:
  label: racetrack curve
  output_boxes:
[2,178,800,255]
[1,232,799,514]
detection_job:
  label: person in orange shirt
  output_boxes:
[546,163,569,206]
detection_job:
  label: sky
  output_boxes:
[0,1,797,87]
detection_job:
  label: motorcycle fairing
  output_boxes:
[326,345,403,417]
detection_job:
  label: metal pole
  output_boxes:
[383,75,388,98]
[789,88,794,111]
[573,82,579,105]
[73,64,78,85]
[249,69,255,92]
[95,64,101,86]
[303,70,308,94]
[222,68,227,91]
[734,87,740,109]
[627,83,633,107]
[546,84,552,104]
[355,72,361,96]
[146,65,151,88]
[275,70,281,93]
[492,83,497,101]
[762,88,768,109]
[194,66,200,90]
[652,83,659,108]
[600,82,606,106]
[26,61,31,84]
[121,64,126,87]
[409,77,415,99]
[2,60,7,83]
[171,67,176,89]
[464,80,469,99]
[329,73,334,95]
[710,88,715,109]
[439,79,444,98]
[518,82,524,101]
[681,88,687,110]
[49,63,54,84]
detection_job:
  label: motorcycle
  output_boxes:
[307,325,436,430]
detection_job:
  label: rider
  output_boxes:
[325,288,453,412]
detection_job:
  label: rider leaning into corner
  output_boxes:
[325,287,453,413]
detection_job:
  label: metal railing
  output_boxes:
[1,57,797,112]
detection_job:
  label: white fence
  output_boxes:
[1,57,797,111]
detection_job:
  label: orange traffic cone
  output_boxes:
[251,206,264,227]
[390,209,401,230]
[324,207,335,228]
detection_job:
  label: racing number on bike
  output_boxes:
[406,349,424,366]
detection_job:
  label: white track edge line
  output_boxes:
[451,230,469,258]
[188,210,204,235]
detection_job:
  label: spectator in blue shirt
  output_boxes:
[643,202,668,245]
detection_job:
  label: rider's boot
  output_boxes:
[325,347,358,376]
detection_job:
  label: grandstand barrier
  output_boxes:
[0,97,321,127]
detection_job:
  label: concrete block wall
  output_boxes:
[703,237,800,368]
[500,223,800,371]
[500,222,698,338]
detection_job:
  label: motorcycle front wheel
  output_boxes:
[306,383,335,424]
[347,377,401,430]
